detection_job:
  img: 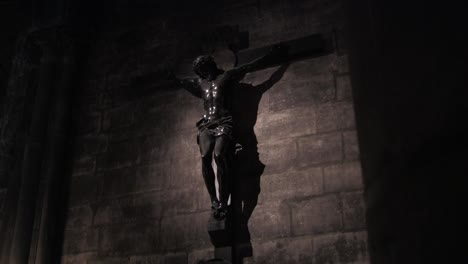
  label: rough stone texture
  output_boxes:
[255,105,316,142]
[313,232,369,264]
[291,195,343,236]
[62,227,99,255]
[343,131,360,161]
[324,162,363,193]
[336,74,353,101]
[316,102,355,133]
[342,192,366,231]
[0,188,6,210]
[259,138,297,175]
[245,237,314,264]
[98,221,160,256]
[297,133,343,167]
[160,211,211,251]
[259,167,323,202]
[248,202,291,240]
[0,188,6,232]
[58,0,367,263]
[188,248,214,264]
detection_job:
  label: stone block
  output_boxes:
[97,167,138,199]
[164,252,188,264]
[65,205,94,229]
[259,139,297,175]
[161,188,202,217]
[76,111,101,135]
[245,12,322,50]
[165,132,200,162]
[98,221,160,256]
[258,167,323,203]
[335,54,350,74]
[336,74,353,101]
[107,126,152,142]
[255,105,316,143]
[164,157,203,190]
[324,162,363,193]
[188,248,214,264]
[143,130,199,165]
[131,192,166,219]
[196,185,212,212]
[62,227,99,255]
[291,195,342,235]
[136,158,203,196]
[97,138,141,171]
[93,193,164,226]
[343,131,360,161]
[247,237,314,264]
[129,254,163,264]
[313,231,369,264]
[131,92,201,134]
[267,74,335,112]
[71,156,96,177]
[297,133,343,167]
[79,78,101,96]
[160,211,211,251]
[135,163,169,192]
[316,102,355,133]
[131,105,173,137]
[282,55,339,81]
[0,188,6,208]
[166,96,203,131]
[68,174,99,207]
[74,135,108,159]
[102,104,135,131]
[88,256,128,264]
[342,192,366,230]
[60,252,98,264]
[75,93,101,113]
[248,202,290,240]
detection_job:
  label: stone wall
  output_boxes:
[61,0,368,263]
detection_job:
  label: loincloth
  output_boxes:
[196,116,233,139]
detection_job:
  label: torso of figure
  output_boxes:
[200,73,233,121]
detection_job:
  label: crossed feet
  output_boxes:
[211,200,228,221]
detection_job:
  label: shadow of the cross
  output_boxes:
[230,64,289,263]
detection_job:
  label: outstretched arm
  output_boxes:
[229,44,288,80]
[256,63,290,94]
[178,78,202,98]
[167,71,202,98]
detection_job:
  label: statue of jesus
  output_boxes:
[170,45,286,220]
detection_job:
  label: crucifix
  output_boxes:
[167,31,326,263]
[169,44,288,221]
[168,32,325,220]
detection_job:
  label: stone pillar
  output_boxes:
[8,29,59,264]
[0,34,40,264]
[34,30,80,264]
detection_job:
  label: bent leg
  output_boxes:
[198,130,217,203]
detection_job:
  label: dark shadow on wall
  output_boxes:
[347,1,468,263]
[230,64,289,264]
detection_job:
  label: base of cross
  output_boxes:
[208,211,233,263]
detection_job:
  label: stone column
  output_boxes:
[34,30,80,264]
[0,34,39,264]
[8,29,59,264]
